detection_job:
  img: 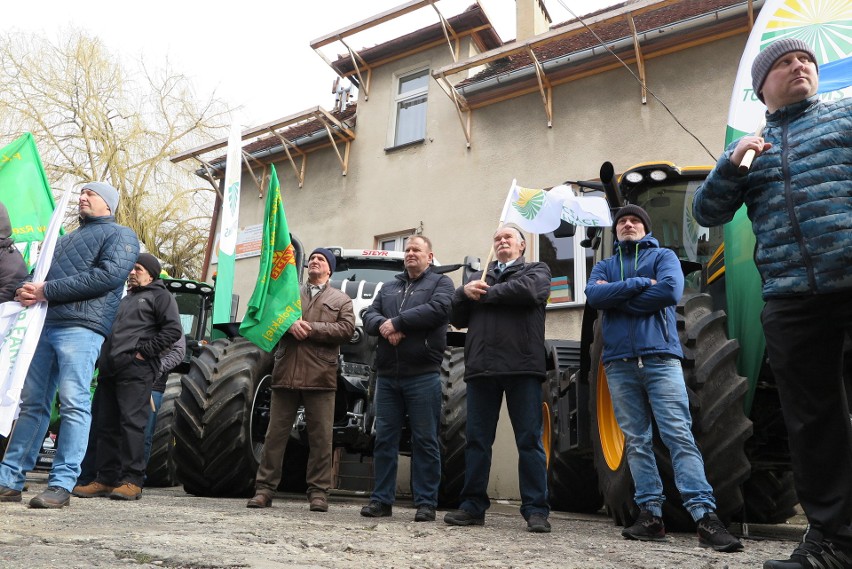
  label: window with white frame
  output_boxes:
[376,231,414,252]
[538,229,599,306]
[391,68,429,147]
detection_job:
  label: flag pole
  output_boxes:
[480,179,516,280]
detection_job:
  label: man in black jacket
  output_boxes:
[73,253,181,501]
[0,201,28,303]
[444,224,552,533]
[361,236,453,522]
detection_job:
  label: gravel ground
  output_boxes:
[0,476,804,569]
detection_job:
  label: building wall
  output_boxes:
[221,31,747,499]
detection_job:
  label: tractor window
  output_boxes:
[332,260,404,284]
[173,291,204,338]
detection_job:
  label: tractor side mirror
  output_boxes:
[462,255,480,285]
[553,219,576,238]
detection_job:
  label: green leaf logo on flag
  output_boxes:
[0,133,56,243]
[239,165,302,352]
[512,188,545,221]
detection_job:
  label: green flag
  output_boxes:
[0,133,55,243]
[239,165,302,352]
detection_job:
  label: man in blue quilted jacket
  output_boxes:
[693,38,852,569]
[585,205,743,552]
[0,182,139,509]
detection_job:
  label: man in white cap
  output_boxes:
[694,38,852,569]
[1,181,139,508]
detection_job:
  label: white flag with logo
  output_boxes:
[0,185,72,436]
[502,181,611,234]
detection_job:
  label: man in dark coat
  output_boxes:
[360,235,453,522]
[444,224,552,533]
[247,248,354,513]
[0,201,28,303]
[73,253,181,501]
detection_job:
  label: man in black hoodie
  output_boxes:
[73,253,181,501]
[0,201,28,303]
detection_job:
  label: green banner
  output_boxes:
[239,165,302,352]
[0,133,55,243]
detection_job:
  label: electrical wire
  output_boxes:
[553,0,718,161]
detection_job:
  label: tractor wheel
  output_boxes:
[589,293,753,530]
[543,340,601,513]
[544,372,602,513]
[145,373,181,487]
[742,470,798,524]
[438,347,467,507]
[173,338,274,497]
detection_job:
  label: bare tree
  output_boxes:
[0,29,231,278]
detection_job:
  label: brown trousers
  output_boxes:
[254,389,335,498]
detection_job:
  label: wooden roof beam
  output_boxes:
[527,47,553,127]
[434,71,472,147]
[626,15,648,104]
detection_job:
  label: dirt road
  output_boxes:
[0,476,802,569]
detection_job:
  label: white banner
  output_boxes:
[0,185,72,436]
[502,181,611,235]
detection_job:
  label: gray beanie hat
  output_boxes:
[613,204,652,235]
[82,181,120,214]
[751,38,817,102]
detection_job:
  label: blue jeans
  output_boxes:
[142,390,163,469]
[604,356,715,521]
[0,325,103,492]
[460,375,549,520]
[371,372,441,507]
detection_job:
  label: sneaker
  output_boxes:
[443,509,485,527]
[0,485,22,503]
[414,505,436,522]
[527,513,552,533]
[72,481,116,498]
[29,486,71,509]
[622,510,666,542]
[360,500,392,518]
[109,482,142,501]
[764,530,852,569]
[309,495,328,512]
[697,512,743,552]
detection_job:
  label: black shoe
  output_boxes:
[443,509,485,526]
[414,505,436,522]
[527,513,551,533]
[622,510,666,541]
[764,530,852,569]
[697,512,743,552]
[0,485,22,503]
[29,486,71,509]
[360,500,392,518]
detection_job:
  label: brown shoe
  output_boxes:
[109,482,142,501]
[29,486,71,509]
[0,485,22,503]
[247,493,272,508]
[309,495,328,512]
[73,481,115,498]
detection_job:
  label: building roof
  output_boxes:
[458,0,747,89]
[329,3,502,80]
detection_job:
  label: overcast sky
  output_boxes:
[4,1,621,127]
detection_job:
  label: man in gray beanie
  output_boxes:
[694,38,852,569]
[1,182,139,509]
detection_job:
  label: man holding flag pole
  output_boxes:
[0,180,138,509]
[241,166,354,513]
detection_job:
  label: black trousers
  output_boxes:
[762,291,852,548]
[93,358,156,487]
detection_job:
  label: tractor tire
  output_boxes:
[173,338,274,497]
[438,347,467,507]
[543,340,602,513]
[742,470,797,524]
[544,373,602,513]
[145,373,181,487]
[589,293,753,530]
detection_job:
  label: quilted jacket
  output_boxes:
[40,214,139,336]
[693,96,852,299]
